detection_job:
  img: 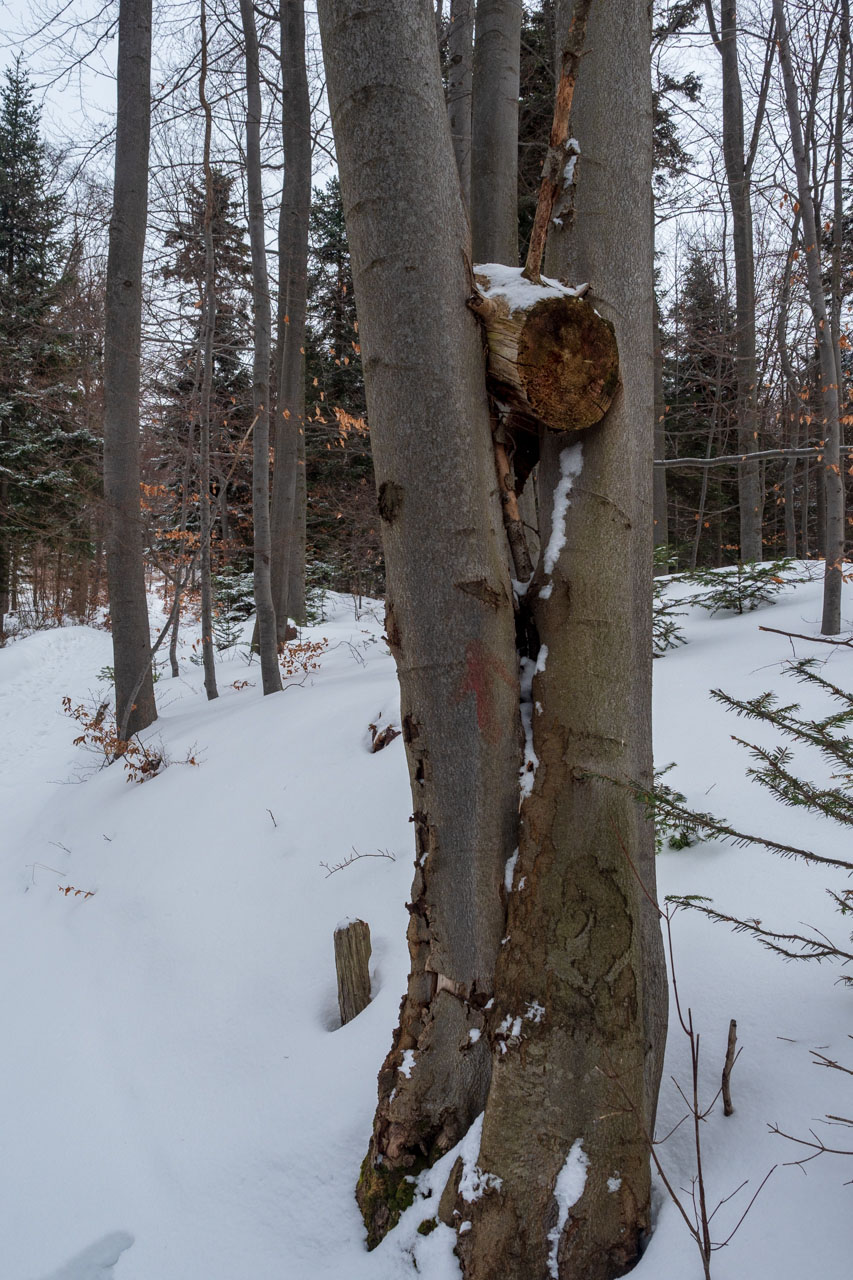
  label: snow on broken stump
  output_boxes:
[470,264,619,433]
[334,918,372,1026]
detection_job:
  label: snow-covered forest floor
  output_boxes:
[0,573,849,1279]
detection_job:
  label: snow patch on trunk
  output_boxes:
[547,1140,589,1279]
[458,1112,503,1202]
[544,444,584,575]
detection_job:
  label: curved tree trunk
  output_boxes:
[270,0,311,635]
[317,0,520,1248]
[239,0,283,692]
[470,0,521,264]
[103,0,156,737]
[456,2,668,1275]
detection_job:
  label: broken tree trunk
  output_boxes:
[334,919,372,1025]
[472,265,618,432]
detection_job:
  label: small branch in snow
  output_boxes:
[320,846,397,877]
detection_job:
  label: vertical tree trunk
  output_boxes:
[470,0,521,264]
[447,0,474,206]
[653,294,669,568]
[773,0,844,633]
[198,0,219,703]
[456,2,668,1275]
[270,0,311,635]
[239,0,283,692]
[706,0,764,562]
[0,433,10,634]
[103,0,156,737]
[317,0,520,1247]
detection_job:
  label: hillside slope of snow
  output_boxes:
[0,579,848,1279]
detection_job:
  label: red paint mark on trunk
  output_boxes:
[455,639,515,744]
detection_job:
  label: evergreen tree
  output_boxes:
[0,60,98,633]
[151,170,254,564]
[303,178,382,597]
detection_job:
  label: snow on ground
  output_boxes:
[0,575,849,1278]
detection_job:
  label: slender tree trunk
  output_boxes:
[103,0,156,737]
[0,430,10,633]
[456,3,668,1275]
[706,0,764,562]
[470,0,521,264]
[240,0,283,692]
[447,0,474,206]
[653,294,669,568]
[198,0,218,703]
[270,0,311,635]
[317,0,520,1247]
[774,0,844,632]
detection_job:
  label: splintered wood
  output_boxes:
[334,918,372,1025]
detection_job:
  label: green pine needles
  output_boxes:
[647,658,853,979]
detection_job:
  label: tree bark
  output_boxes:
[239,0,283,692]
[773,0,844,633]
[653,294,669,567]
[103,0,156,737]
[706,0,764,562]
[470,0,521,264]
[270,0,311,635]
[198,0,219,703]
[317,0,520,1248]
[456,2,668,1274]
[447,0,474,207]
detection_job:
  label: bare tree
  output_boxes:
[239,0,283,692]
[447,0,475,205]
[705,0,774,564]
[773,0,845,633]
[471,0,521,263]
[103,0,157,737]
[317,0,521,1246]
[456,0,667,1273]
[270,0,311,635]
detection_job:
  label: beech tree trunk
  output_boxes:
[103,0,156,737]
[774,0,844,634]
[447,0,474,206]
[706,0,764,562]
[239,0,283,693]
[270,0,311,635]
[455,2,668,1275]
[317,0,520,1247]
[470,0,521,264]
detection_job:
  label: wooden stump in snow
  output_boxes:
[334,918,372,1026]
[472,264,619,431]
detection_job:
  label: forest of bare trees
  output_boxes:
[0,0,850,1276]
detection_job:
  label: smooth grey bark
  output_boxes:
[456,2,668,1275]
[239,0,283,692]
[705,0,766,562]
[198,0,218,703]
[317,0,520,1247]
[774,0,844,633]
[103,0,156,738]
[270,0,311,634]
[447,0,474,206]
[470,0,521,264]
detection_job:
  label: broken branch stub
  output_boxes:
[334,918,372,1026]
[473,264,619,432]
